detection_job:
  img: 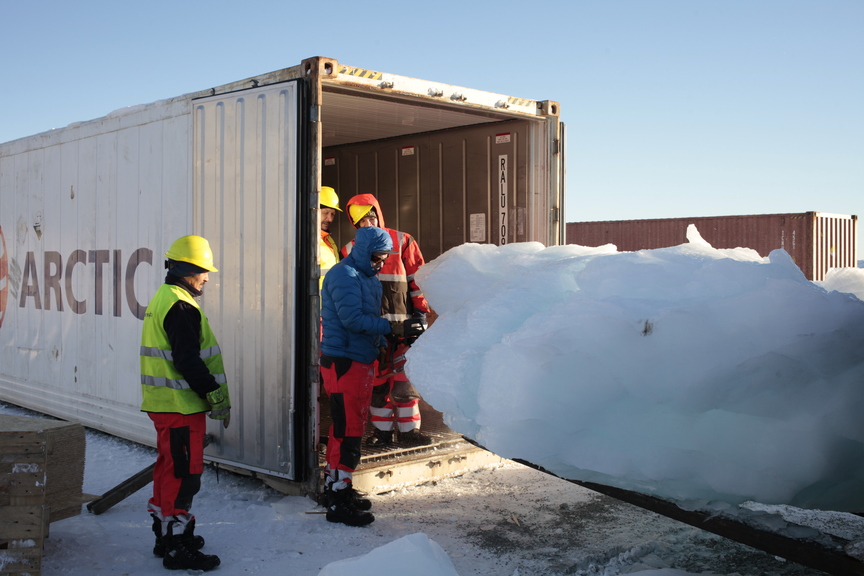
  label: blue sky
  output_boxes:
[2,0,862,252]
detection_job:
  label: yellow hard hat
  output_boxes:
[349,204,375,226]
[165,235,218,272]
[320,186,342,212]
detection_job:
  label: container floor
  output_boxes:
[317,394,466,462]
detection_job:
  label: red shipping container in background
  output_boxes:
[566,212,858,281]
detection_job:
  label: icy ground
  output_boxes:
[2,400,862,576]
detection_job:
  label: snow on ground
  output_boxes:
[409,226,864,513]
[2,401,860,576]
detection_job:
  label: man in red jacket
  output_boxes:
[342,194,433,447]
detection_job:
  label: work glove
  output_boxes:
[403,317,426,340]
[389,320,405,337]
[377,345,388,365]
[412,312,428,331]
[206,387,231,428]
[389,318,425,343]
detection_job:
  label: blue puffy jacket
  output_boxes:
[321,226,393,364]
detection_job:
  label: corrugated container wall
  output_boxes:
[566,213,858,281]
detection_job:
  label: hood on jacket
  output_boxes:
[345,193,385,229]
[350,226,395,276]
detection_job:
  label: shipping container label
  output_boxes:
[470,214,486,243]
[402,146,415,156]
[496,133,511,144]
[0,223,154,327]
[324,157,336,166]
[499,155,508,245]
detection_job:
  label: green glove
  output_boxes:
[206,387,231,428]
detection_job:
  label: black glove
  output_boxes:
[389,318,425,342]
[412,312,428,331]
[402,317,425,340]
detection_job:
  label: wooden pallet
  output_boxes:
[0,430,48,576]
[1,415,88,576]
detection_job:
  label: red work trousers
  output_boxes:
[321,356,375,474]
[148,412,206,519]
[370,372,422,433]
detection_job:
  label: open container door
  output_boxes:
[191,79,311,483]
[312,59,565,492]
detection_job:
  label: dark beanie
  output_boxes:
[166,259,209,277]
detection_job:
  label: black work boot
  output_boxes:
[320,483,372,511]
[162,522,220,571]
[344,485,373,511]
[152,515,205,558]
[365,429,393,447]
[325,486,375,527]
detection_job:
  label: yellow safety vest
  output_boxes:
[320,232,340,290]
[140,284,229,414]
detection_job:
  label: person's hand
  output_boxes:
[412,312,428,330]
[377,346,388,365]
[389,319,425,342]
[206,388,231,428]
[403,317,425,339]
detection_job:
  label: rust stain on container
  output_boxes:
[566,212,858,281]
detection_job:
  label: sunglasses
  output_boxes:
[371,254,390,264]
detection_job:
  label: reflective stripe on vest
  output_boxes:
[140,283,228,414]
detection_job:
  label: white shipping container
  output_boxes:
[0,56,565,491]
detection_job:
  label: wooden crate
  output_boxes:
[0,415,86,524]
[1,415,87,576]
[0,429,47,575]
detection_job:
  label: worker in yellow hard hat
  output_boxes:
[319,186,342,289]
[140,234,229,571]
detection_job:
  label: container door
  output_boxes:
[192,80,307,480]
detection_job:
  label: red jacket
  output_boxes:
[341,194,430,320]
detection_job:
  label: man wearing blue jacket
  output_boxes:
[320,226,398,526]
